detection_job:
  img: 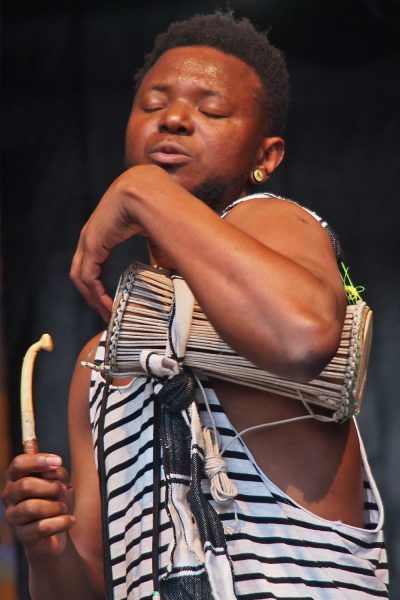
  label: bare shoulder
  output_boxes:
[226,196,334,248]
[226,196,343,293]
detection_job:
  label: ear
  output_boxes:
[255,136,285,179]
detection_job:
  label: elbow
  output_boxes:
[248,296,345,383]
[279,311,344,383]
[288,349,337,384]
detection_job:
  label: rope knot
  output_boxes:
[203,426,237,504]
[204,449,227,479]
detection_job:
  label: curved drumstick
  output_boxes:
[20,334,53,454]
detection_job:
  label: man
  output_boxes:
[3,13,388,599]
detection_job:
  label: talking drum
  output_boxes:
[97,262,372,423]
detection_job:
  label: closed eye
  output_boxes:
[200,110,227,119]
[142,105,165,113]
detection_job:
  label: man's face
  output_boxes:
[125,46,267,208]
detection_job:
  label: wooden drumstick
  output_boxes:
[20,334,53,454]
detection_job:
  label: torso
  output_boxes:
[210,378,364,527]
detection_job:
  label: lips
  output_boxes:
[149,141,193,166]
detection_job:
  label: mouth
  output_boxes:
[149,141,193,166]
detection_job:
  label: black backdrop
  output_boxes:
[2,0,400,597]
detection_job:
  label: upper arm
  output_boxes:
[225,197,345,305]
[68,333,104,572]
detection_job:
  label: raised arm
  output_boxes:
[71,165,345,382]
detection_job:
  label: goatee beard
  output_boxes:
[190,175,247,214]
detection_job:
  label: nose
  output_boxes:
[159,100,194,135]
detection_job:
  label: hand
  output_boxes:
[70,165,157,321]
[2,453,75,558]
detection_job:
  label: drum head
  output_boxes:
[351,308,373,412]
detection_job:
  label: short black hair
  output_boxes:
[134,12,289,136]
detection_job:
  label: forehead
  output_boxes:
[138,46,263,98]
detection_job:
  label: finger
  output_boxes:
[3,476,67,506]
[39,466,71,485]
[70,244,111,321]
[80,266,113,319]
[75,277,111,322]
[6,498,68,527]
[70,245,99,310]
[15,515,76,546]
[79,241,112,312]
[7,454,63,481]
[96,289,113,321]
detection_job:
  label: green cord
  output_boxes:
[340,262,365,304]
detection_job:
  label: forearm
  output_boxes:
[27,536,104,600]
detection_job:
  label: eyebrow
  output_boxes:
[148,83,225,98]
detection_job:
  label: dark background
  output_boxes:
[2,0,399,597]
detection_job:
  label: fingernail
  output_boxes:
[45,455,62,467]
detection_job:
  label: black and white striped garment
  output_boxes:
[89,347,388,600]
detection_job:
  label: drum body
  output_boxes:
[104,262,373,422]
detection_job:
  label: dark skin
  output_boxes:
[2,46,363,600]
